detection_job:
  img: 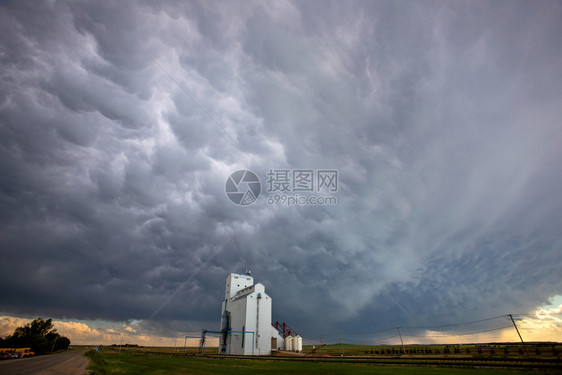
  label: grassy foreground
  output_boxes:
[85,350,542,375]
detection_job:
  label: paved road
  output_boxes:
[0,350,89,375]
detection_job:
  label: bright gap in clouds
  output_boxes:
[411,295,562,345]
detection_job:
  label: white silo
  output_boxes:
[218,273,273,355]
[284,335,293,351]
[294,335,303,352]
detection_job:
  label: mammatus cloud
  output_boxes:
[1,0,561,344]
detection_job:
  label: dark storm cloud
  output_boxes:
[1,0,561,341]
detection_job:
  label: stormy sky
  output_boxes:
[1,1,562,344]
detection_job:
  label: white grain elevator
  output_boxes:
[218,272,285,355]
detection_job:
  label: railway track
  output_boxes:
[199,354,562,370]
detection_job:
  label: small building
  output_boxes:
[218,273,286,355]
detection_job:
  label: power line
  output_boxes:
[401,315,507,330]
[322,327,397,338]
[373,334,401,342]
[320,334,400,345]
[403,325,513,338]
[350,334,401,344]
[316,313,562,343]
[512,312,562,316]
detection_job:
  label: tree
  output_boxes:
[16,318,54,337]
[55,336,70,351]
[1,317,71,354]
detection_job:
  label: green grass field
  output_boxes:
[85,350,554,375]
[303,343,562,357]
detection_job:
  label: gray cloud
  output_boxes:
[1,0,561,342]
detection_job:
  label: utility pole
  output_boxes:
[397,327,405,354]
[508,314,529,356]
[340,333,344,356]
